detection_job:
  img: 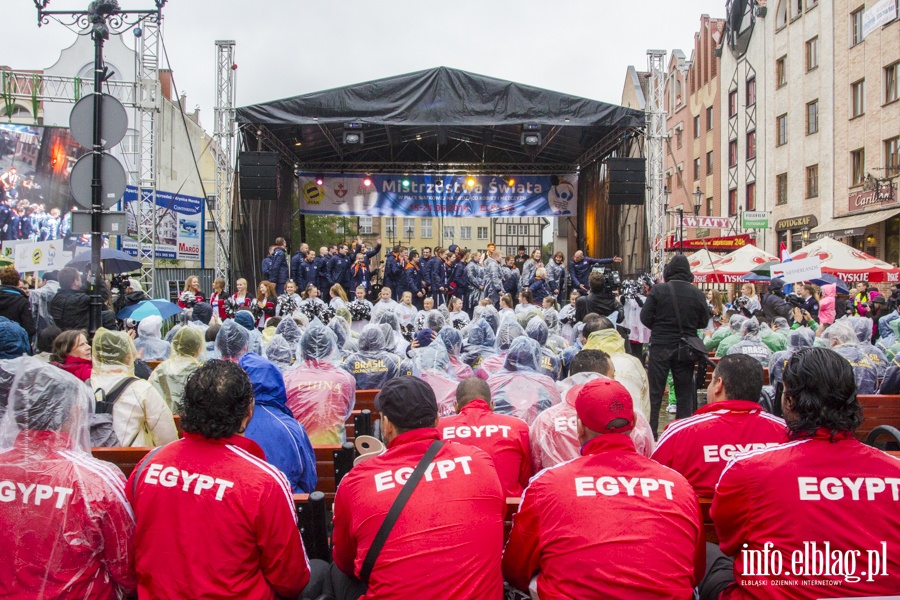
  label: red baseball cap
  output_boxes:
[574,378,634,434]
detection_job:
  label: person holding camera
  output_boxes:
[568,250,622,296]
[575,270,624,324]
[760,278,792,322]
[640,255,711,436]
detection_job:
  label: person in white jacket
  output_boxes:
[90,328,178,447]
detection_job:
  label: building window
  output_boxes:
[665,174,672,192]
[729,140,738,167]
[443,226,455,239]
[793,0,803,18]
[693,157,701,180]
[746,77,756,106]
[746,130,756,159]
[886,62,899,103]
[806,100,819,134]
[728,90,738,117]
[852,79,866,117]
[460,226,471,239]
[776,57,787,87]
[519,224,529,235]
[706,106,714,130]
[776,114,788,146]
[403,218,415,239]
[385,218,397,237]
[728,188,737,216]
[676,128,683,148]
[851,7,864,46]
[706,197,713,216]
[477,226,488,240]
[808,0,818,8]
[776,173,788,205]
[806,37,818,71]
[358,216,373,234]
[851,148,865,186]
[886,137,900,176]
[420,218,433,238]
[806,164,819,198]
[746,182,756,211]
[706,150,714,175]
[693,115,701,138]
[776,0,788,28]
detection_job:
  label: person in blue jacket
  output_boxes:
[290,242,309,286]
[216,320,317,494]
[568,250,622,296]
[449,245,469,307]
[270,237,289,294]
[327,243,352,294]
[314,246,331,292]
[297,249,318,292]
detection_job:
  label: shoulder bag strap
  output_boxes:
[359,439,444,584]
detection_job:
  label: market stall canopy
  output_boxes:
[711,244,779,276]
[687,249,722,275]
[791,236,900,283]
[235,66,645,169]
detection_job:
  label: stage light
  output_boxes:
[363,177,372,187]
[401,178,411,189]
[521,124,541,146]
[466,177,476,187]
[315,176,324,186]
[507,178,515,186]
[343,122,364,145]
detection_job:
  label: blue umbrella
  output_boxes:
[118,299,184,321]
[742,273,770,282]
[67,248,142,274]
[810,273,850,295]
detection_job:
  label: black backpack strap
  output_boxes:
[94,376,139,415]
[359,439,444,584]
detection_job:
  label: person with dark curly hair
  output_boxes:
[127,359,320,599]
[701,347,900,600]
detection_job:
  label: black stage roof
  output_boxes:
[235,66,644,172]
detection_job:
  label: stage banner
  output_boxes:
[119,186,204,262]
[296,173,578,217]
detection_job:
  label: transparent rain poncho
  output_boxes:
[845,316,889,376]
[461,318,497,371]
[90,328,178,447]
[526,318,561,381]
[0,357,28,413]
[235,310,263,354]
[435,327,474,380]
[824,322,879,394]
[0,358,137,598]
[516,308,543,331]
[275,316,303,348]
[284,319,356,444]
[134,315,171,361]
[328,316,358,355]
[542,308,569,354]
[164,324,182,344]
[216,319,250,361]
[715,315,749,358]
[373,310,409,355]
[412,344,459,417]
[264,334,295,372]
[477,320,525,380]
[486,336,561,425]
[148,326,204,415]
[769,327,816,390]
[726,318,772,365]
[341,324,403,390]
[480,305,500,334]
[423,310,446,332]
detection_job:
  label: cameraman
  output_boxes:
[761,278,792,322]
[575,269,624,324]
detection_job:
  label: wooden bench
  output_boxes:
[856,395,900,442]
[355,389,379,413]
[145,360,162,371]
[92,446,152,477]
[699,497,717,544]
[504,497,522,543]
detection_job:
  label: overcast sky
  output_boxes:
[3,0,725,131]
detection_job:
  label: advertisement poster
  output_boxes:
[12,240,71,272]
[296,173,578,217]
[119,186,204,262]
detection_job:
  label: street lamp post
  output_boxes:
[34,0,166,335]
[677,207,685,254]
[693,186,703,216]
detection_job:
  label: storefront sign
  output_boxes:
[775,215,818,231]
[665,233,752,251]
[814,228,866,240]
[847,183,897,213]
[742,211,769,229]
[676,215,734,229]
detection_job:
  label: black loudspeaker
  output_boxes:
[608,157,646,205]
[239,152,279,200]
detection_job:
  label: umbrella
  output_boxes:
[118,299,184,321]
[791,237,900,283]
[809,273,850,295]
[711,245,780,276]
[742,273,771,282]
[750,260,781,276]
[67,248,142,274]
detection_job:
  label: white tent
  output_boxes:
[711,244,779,276]
[791,236,900,283]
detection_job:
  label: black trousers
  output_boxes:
[647,344,697,437]
[325,562,367,600]
[698,543,735,600]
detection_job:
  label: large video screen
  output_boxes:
[0,123,85,214]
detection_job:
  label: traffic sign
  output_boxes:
[71,211,128,235]
[70,152,127,210]
[69,93,128,150]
